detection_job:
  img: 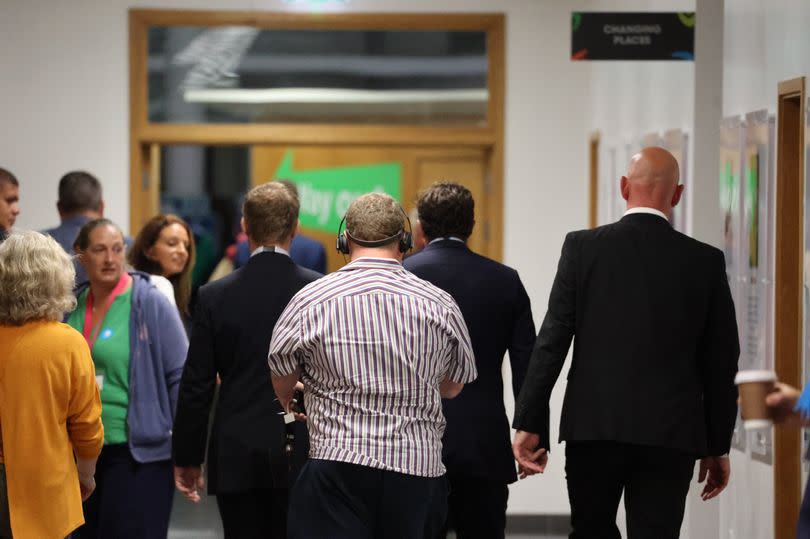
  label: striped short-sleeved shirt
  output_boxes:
[268,257,477,477]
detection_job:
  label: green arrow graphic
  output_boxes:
[271,150,402,234]
[678,12,696,28]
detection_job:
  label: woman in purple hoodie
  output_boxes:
[66,218,188,539]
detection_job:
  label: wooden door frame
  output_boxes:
[129,9,505,260]
[774,76,805,539]
[588,132,600,228]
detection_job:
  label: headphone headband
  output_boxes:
[336,206,413,255]
[344,229,404,248]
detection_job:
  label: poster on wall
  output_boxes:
[598,142,619,225]
[640,131,663,149]
[719,117,743,290]
[742,110,773,372]
[662,129,689,234]
[744,110,774,463]
[612,141,637,221]
[719,116,746,452]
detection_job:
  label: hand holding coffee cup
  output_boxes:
[765,382,805,427]
[734,370,776,430]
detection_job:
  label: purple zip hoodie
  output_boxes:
[74,271,188,462]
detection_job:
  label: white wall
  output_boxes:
[588,0,810,537]
[719,1,810,538]
[0,0,588,516]
[586,0,696,230]
[723,0,810,118]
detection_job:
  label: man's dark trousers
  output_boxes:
[289,459,448,539]
[565,442,695,539]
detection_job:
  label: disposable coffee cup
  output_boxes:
[734,370,776,430]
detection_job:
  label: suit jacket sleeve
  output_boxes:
[314,245,327,275]
[700,251,740,456]
[444,299,478,384]
[172,286,217,467]
[508,274,536,399]
[512,232,577,451]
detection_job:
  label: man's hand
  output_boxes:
[78,473,96,501]
[291,387,307,423]
[698,456,730,501]
[766,382,804,427]
[512,430,548,479]
[174,465,204,503]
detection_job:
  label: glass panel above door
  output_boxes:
[147,27,488,125]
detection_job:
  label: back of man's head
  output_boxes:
[622,147,682,215]
[243,182,299,245]
[416,182,474,241]
[0,168,18,188]
[57,171,103,217]
[276,179,300,199]
[345,193,404,245]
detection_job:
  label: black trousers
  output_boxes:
[565,441,695,539]
[73,444,174,539]
[289,459,448,539]
[439,474,509,539]
[216,489,288,539]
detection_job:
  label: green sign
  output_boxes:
[273,150,402,234]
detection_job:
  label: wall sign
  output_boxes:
[271,150,402,234]
[571,12,695,61]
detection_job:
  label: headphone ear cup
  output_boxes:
[400,232,413,253]
[336,233,349,254]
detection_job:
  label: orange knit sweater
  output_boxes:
[0,321,103,539]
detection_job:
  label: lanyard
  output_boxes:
[83,273,130,350]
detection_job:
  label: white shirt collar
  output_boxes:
[251,245,290,258]
[623,207,668,220]
[428,236,465,245]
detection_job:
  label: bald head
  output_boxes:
[621,147,683,217]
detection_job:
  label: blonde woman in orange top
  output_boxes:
[0,231,104,539]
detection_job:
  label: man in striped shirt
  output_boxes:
[268,193,477,539]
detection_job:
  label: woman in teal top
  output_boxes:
[67,219,188,539]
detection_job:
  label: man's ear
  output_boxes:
[671,184,685,208]
[620,176,630,201]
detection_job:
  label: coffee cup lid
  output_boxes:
[743,419,773,430]
[734,370,777,384]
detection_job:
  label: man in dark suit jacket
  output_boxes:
[172,182,321,539]
[234,180,327,273]
[513,147,740,538]
[404,182,536,539]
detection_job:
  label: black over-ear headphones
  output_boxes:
[336,206,413,254]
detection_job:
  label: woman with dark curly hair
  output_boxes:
[128,214,195,317]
